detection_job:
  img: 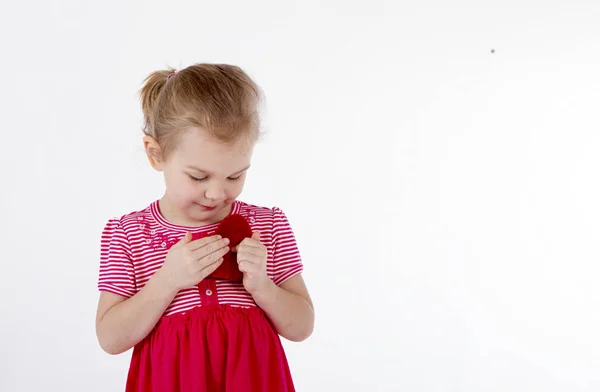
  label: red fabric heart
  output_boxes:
[191,214,253,281]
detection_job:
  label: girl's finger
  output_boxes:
[236,246,265,259]
[198,245,230,267]
[238,236,263,249]
[173,232,192,248]
[236,250,265,265]
[198,257,224,279]
[192,237,230,256]
[251,231,261,241]
[235,252,254,265]
[189,235,227,251]
[238,260,254,274]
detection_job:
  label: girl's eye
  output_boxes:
[189,175,242,182]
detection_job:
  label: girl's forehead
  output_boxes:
[174,128,254,170]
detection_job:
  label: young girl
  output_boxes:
[95,63,314,392]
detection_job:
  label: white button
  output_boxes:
[206,289,213,296]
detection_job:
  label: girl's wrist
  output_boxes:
[152,268,180,296]
[250,279,278,304]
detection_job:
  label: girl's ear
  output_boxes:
[143,135,164,171]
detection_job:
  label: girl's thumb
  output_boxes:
[177,232,192,246]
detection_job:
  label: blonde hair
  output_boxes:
[139,63,263,159]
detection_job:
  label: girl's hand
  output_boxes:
[235,232,272,295]
[158,233,230,291]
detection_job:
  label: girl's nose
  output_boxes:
[205,186,226,201]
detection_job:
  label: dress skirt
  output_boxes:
[125,304,296,392]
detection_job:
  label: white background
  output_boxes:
[1,1,599,391]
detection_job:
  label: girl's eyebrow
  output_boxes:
[185,165,251,175]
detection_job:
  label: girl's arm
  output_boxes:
[95,271,177,355]
[96,233,229,355]
[252,274,314,342]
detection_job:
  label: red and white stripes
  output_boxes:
[98,200,303,316]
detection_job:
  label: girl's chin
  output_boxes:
[187,202,231,219]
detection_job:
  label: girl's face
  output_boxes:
[145,128,254,227]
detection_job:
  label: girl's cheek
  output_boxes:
[226,186,242,200]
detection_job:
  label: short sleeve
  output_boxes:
[270,207,304,286]
[98,218,137,298]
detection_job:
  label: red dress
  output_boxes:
[125,302,295,391]
[98,200,303,392]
